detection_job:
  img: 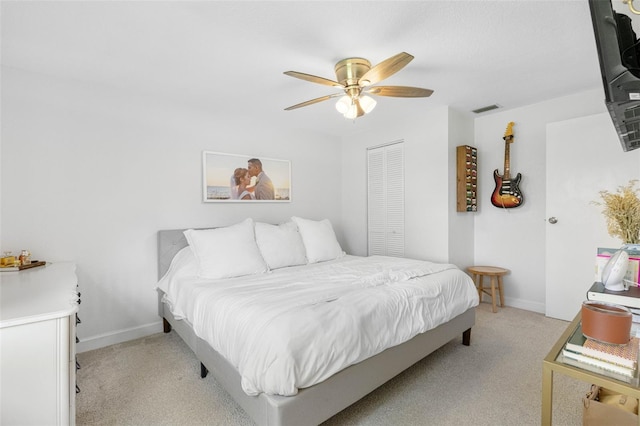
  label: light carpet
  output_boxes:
[76,303,586,425]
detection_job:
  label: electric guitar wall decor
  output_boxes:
[491,121,524,208]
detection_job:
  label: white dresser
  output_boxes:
[0,262,79,426]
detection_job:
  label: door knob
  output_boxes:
[548,217,558,224]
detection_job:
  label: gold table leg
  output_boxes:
[542,362,553,426]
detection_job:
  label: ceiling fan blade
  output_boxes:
[284,93,343,111]
[358,52,414,87]
[283,71,343,88]
[365,86,434,98]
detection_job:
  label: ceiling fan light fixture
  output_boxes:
[337,95,376,119]
[359,95,377,114]
[336,95,352,114]
[344,104,359,120]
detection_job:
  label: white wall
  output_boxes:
[473,88,608,313]
[340,106,474,265]
[448,108,475,269]
[1,68,343,351]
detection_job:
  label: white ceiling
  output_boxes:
[1,0,628,137]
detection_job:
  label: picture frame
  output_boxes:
[202,151,291,202]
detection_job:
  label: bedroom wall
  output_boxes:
[473,88,608,313]
[1,67,343,352]
[340,106,475,266]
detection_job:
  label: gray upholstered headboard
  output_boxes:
[158,229,191,279]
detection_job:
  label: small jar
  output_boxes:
[19,250,31,265]
[1,252,15,267]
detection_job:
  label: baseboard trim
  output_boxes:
[503,297,545,314]
[77,321,162,353]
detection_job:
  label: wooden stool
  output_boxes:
[467,266,509,313]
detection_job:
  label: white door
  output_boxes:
[367,142,405,256]
[545,113,640,320]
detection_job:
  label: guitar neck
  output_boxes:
[503,136,512,180]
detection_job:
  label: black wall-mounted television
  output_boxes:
[589,0,640,151]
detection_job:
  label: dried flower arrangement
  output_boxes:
[592,179,640,245]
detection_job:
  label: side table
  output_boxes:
[542,311,640,425]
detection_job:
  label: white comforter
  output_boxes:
[158,254,478,396]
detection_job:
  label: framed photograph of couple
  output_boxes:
[202,151,291,202]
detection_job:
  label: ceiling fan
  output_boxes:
[283,52,433,119]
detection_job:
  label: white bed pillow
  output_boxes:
[255,221,307,269]
[183,218,268,279]
[291,217,345,263]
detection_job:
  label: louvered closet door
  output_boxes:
[367,142,405,257]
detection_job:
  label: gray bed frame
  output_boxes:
[157,229,475,426]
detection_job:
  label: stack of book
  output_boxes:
[588,282,640,309]
[562,323,639,383]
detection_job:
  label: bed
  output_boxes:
[156,217,479,426]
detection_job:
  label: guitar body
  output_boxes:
[491,169,523,208]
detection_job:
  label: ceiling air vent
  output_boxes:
[472,104,501,114]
